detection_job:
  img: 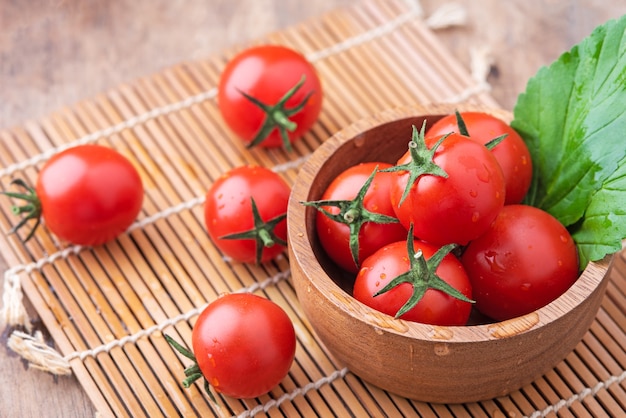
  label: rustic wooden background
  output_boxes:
[1,0,624,417]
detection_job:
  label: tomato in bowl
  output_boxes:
[287,103,612,403]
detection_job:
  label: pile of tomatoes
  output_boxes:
[307,111,580,325]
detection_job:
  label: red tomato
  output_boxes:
[389,130,506,246]
[353,238,473,326]
[217,45,323,150]
[169,293,296,399]
[204,165,290,264]
[461,204,579,321]
[4,144,144,246]
[427,111,532,204]
[312,162,408,273]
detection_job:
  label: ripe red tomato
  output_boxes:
[4,144,144,246]
[168,293,296,399]
[427,111,532,204]
[388,129,506,246]
[353,237,473,326]
[204,165,290,264]
[311,162,408,273]
[217,45,323,150]
[461,204,579,321]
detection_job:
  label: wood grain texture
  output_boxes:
[0,1,625,417]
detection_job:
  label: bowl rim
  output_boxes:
[288,102,611,344]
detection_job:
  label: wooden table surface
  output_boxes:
[1,1,624,417]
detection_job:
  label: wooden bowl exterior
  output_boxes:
[287,103,612,403]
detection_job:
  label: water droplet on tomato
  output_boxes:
[559,234,568,243]
[472,212,480,222]
[379,273,387,280]
[477,168,491,183]
[211,377,220,389]
[207,353,216,367]
[469,190,478,198]
[520,283,531,291]
[484,251,506,273]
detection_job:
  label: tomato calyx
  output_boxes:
[374,224,475,318]
[301,166,400,268]
[239,75,313,152]
[381,122,449,206]
[164,334,217,403]
[453,110,507,150]
[219,197,287,264]
[1,179,43,242]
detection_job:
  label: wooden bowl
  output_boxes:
[287,103,613,404]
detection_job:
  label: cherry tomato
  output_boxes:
[461,204,579,321]
[388,128,506,246]
[310,162,408,273]
[168,293,296,399]
[204,165,290,264]
[217,45,323,150]
[353,237,473,326]
[427,111,532,204]
[4,144,144,246]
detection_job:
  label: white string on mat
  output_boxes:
[524,369,626,418]
[7,268,291,375]
[235,367,349,418]
[0,0,469,180]
[0,89,219,180]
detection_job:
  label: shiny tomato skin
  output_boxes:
[353,240,473,325]
[204,165,290,263]
[427,112,532,204]
[192,293,296,399]
[316,162,408,273]
[218,45,323,147]
[35,144,143,246]
[390,133,506,246]
[461,204,579,321]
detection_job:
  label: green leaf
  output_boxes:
[569,156,626,267]
[511,15,626,268]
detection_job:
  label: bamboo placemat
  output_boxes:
[0,0,624,417]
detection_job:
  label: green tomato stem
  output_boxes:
[239,75,313,152]
[1,179,43,242]
[301,166,399,269]
[219,197,287,264]
[374,224,475,318]
[380,122,449,207]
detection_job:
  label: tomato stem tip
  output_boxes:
[219,197,287,265]
[1,179,43,242]
[381,122,449,207]
[240,74,313,151]
[301,166,399,269]
[164,334,217,404]
[374,224,475,318]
